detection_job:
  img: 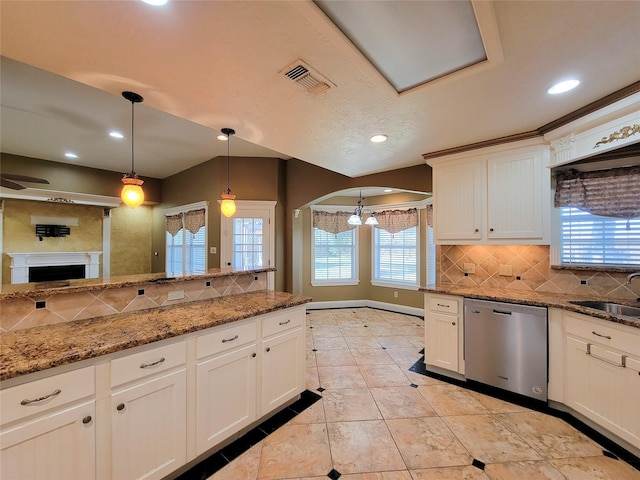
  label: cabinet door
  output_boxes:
[564,336,635,444]
[486,150,545,240]
[1,401,95,480]
[433,159,483,243]
[111,369,187,480]
[261,327,305,415]
[425,312,459,372]
[196,343,258,454]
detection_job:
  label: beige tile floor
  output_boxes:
[209,308,640,480]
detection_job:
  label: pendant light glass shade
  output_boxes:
[365,214,378,225]
[220,128,236,217]
[120,91,145,208]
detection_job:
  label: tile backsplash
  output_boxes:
[1,272,267,332]
[438,245,640,301]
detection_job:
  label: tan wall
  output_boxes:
[1,153,162,202]
[110,205,152,276]
[2,199,104,284]
[155,156,287,291]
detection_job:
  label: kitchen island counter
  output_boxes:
[0,290,310,381]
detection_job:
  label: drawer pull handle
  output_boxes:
[278,319,291,326]
[586,344,625,367]
[82,415,92,424]
[140,357,165,369]
[21,388,61,405]
[436,304,449,308]
[222,335,239,343]
[591,331,612,340]
[116,403,125,411]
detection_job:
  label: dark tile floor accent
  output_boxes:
[175,390,322,480]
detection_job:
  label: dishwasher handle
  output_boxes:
[492,309,513,315]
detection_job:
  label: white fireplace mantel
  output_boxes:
[8,251,102,284]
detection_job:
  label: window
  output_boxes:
[558,207,640,266]
[312,227,358,285]
[165,202,208,275]
[426,223,436,285]
[373,225,418,287]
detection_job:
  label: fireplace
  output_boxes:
[7,252,102,284]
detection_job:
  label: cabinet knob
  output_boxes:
[116,403,125,411]
[489,228,494,232]
[474,228,479,233]
[252,352,257,358]
[82,415,92,424]
[265,347,271,353]
[452,322,456,325]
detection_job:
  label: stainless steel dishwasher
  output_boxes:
[464,298,548,402]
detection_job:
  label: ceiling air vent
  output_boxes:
[281,60,335,96]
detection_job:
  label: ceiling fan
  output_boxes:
[1,173,50,190]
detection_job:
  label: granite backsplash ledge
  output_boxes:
[437,245,640,301]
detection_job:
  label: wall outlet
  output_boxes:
[499,264,513,276]
[393,291,398,298]
[463,263,476,274]
[210,246,217,254]
[168,290,185,301]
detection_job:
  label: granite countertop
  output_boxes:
[420,285,640,329]
[0,291,310,381]
[0,267,276,300]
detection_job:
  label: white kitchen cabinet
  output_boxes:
[424,294,464,374]
[196,319,258,455]
[260,307,306,415]
[563,312,640,449]
[0,367,96,480]
[110,342,187,480]
[428,140,550,245]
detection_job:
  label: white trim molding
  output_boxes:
[306,299,424,318]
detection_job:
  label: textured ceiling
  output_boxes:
[1,0,639,180]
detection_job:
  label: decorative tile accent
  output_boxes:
[438,245,640,300]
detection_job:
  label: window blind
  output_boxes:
[560,207,640,266]
[374,226,418,285]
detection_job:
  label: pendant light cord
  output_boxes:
[131,99,135,175]
[227,134,231,194]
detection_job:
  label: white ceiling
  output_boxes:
[1,0,639,180]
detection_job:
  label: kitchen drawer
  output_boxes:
[262,308,304,338]
[427,295,460,315]
[197,319,257,359]
[111,340,186,388]
[565,313,640,354]
[626,355,640,373]
[1,366,94,426]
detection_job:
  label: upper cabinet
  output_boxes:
[428,139,551,245]
[544,91,640,168]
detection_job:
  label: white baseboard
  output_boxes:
[306,300,423,318]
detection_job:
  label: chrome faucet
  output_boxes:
[627,271,640,284]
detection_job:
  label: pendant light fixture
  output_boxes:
[347,191,378,226]
[220,127,237,217]
[120,91,145,208]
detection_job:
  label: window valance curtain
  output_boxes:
[312,210,356,234]
[166,208,206,236]
[426,204,433,228]
[554,166,640,220]
[375,208,419,234]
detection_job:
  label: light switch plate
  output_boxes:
[463,263,476,274]
[168,290,185,301]
[499,265,513,276]
[210,247,217,254]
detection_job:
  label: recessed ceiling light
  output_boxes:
[383,189,393,193]
[547,79,580,95]
[141,0,168,5]
[217,134,229,141]
[109,131,124,139]
[65,152,79,159]
[370,134,388,143]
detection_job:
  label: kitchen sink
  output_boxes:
[569,300,640,319]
